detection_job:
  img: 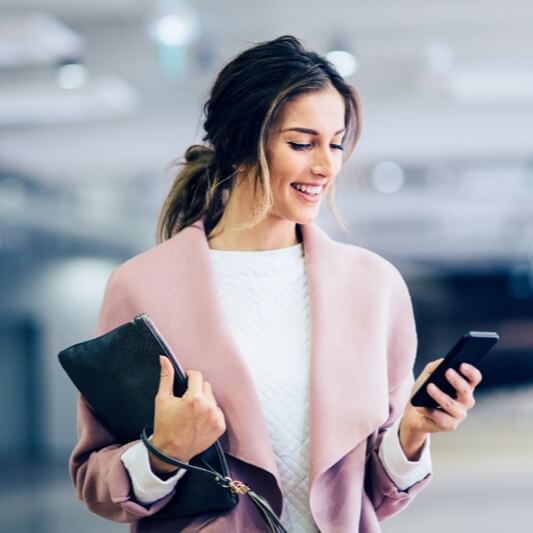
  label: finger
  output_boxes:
[421,407,460,432]
[460,363,483,387]
[203,381,217,404]
[445,368,475,408]
[412,358,445,394]
[157,355,175,397]
[426,383,467,420]
[409,406,449,432]
[184,370,204,397]
[416,358,444,384]
[425,358,444,374]
[411,405,439,426]
[215,407,226,431]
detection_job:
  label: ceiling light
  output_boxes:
[370,161,405,194]
[155,14,190,46]
[57,63,88,90]
[326,50,358,78]
[150,3,198,48]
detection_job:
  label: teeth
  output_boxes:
[292,183,322,195]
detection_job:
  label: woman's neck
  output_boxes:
[207,173,302,251]
[208,216,301,251]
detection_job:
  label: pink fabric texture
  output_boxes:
[69,219,431,532]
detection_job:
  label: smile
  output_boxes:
[291,183,323,202]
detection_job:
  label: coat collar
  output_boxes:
[148,219,389,507]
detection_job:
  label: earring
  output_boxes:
[222,188,230,205]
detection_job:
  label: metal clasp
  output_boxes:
[216,475,250,495]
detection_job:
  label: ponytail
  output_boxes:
[156,145,233,244]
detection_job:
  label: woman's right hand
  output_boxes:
[149,355,226,477]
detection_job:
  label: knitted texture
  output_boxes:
[209,243,317,532]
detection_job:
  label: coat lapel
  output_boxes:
[154,220,282,489]
[300,223,389,490]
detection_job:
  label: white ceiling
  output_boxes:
[0,0,532,272]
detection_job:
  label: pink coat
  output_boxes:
[70,219,431,532]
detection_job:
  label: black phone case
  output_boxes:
[410,331,499,409]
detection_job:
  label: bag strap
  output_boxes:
[140,428,288,533]
[140,427,223,480]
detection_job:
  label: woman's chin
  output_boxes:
[291,210,320,225]
[273,203,322,225]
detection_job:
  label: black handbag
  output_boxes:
[58,313,286,532]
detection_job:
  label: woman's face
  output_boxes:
[266,85,346,225]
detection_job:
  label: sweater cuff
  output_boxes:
[378,417,432,491]
[121,440,187,505]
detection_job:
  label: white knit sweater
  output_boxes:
[121,242,431,531]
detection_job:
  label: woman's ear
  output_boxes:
[232,162,248,173]
[232,163,255,187]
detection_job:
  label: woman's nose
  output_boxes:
[311,149,335,178]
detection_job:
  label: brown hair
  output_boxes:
[156,35,362,244]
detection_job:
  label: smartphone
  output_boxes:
[410,331,499,409]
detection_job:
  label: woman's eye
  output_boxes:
[288,142,311,151]
[288,142,344,151]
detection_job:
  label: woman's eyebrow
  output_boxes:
[279,127,345,136]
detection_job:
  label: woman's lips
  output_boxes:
[290,183,322,203]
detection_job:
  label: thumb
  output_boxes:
[157,355,175,397]
[412,357,445,394]
[425,357,444,375]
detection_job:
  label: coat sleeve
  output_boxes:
[364,265,432,520]
[69,267,176,522]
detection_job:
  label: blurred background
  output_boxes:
[0,1,532,532]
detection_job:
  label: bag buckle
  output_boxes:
[216,475,251,495]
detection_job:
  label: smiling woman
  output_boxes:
[155,35,361,249]
[207,85,349,249]
[69,35,482,533]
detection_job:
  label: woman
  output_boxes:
[70,35,481,532]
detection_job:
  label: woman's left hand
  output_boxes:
[398,359,483,460]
